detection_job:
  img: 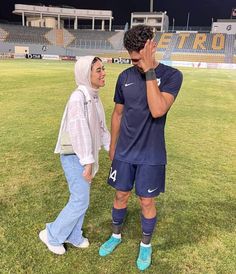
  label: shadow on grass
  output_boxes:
[2,176,235,273]
[85,192,236,252]
[156,197,236,250]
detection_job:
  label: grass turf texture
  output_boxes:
[0,59,236,274]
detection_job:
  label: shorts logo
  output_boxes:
[109,167,117,182]
[147,187,158,193]
[124,82,134,87]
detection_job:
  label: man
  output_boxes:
[99,25,183,271]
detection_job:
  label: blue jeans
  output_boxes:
[46,154,90,246]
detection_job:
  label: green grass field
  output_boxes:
[0,59,236,274]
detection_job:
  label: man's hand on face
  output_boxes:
[139,39,157,72]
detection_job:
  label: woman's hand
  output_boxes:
[83,164,93,183]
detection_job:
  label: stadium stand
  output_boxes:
[0,23,235,64]
[0,24,51,45]
[155,33,227,53]
[171,53,225,63]
[66,29,114,49]
[154,32,236,63]
[0,24,115,49]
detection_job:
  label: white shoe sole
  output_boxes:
[65,238,90,248]
[77,238,90,248]
[39,230,66,255]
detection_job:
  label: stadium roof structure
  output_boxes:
[217,19,236,23]
[131,11,165,15]
[13,4,113,30]
[131,11,169,32]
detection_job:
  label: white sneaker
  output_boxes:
[65,238,90,248]
[39,229,66,255]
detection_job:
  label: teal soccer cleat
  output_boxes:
[99,236,121,256]
[136,245,152,271]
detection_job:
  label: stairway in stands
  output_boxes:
[224,34,235,63]
[45,28,75,47]
[0,27,8,41]
[162,34,179,61]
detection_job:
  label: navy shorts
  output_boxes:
[107,159,166,197]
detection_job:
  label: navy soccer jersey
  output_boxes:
[114,63,183,165]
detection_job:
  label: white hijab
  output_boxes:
[74,56,107,176]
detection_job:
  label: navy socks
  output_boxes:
[111,208,157,244]
[141,215,157,244]
[112,207,127,234]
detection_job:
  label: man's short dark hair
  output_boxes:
[123,25,154,52]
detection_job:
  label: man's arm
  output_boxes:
[140,39,175,118]
[146,82,175,118]
[109,103,124,160]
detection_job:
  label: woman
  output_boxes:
[39,56,110,255]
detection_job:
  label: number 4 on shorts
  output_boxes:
[109,167,117,182]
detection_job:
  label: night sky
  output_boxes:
[0,0,235,27]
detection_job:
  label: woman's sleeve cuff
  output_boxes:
[79,155,95,166]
